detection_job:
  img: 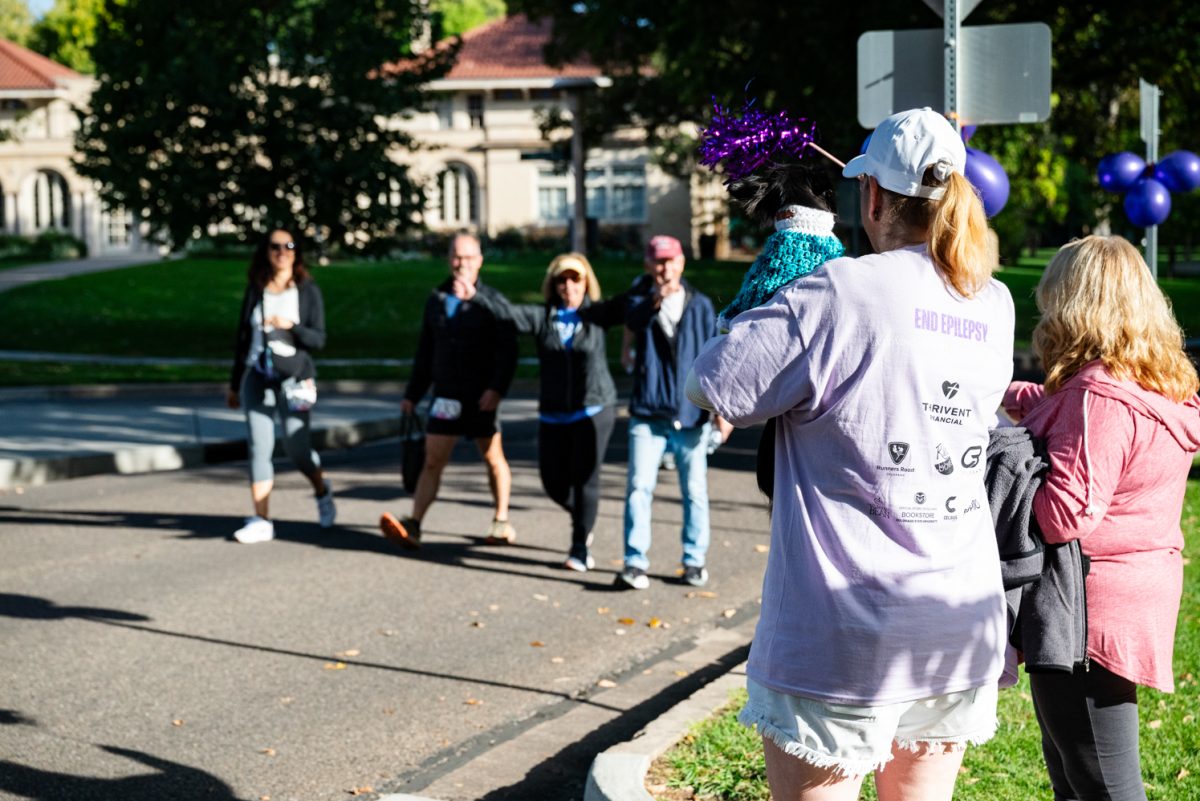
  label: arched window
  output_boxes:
[22,169,71,231]
[434,163,478,227]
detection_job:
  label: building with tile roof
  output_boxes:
[393,14,723,256]
[0,38,149,255]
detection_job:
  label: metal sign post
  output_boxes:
[943,0,961,130]
[1141,78,1161,278]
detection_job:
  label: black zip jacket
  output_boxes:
[985,425,1089,673]
[404,279,518,404]
[472,292,628,413]
[230,280,326,391]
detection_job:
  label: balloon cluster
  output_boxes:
[860,124,1011,216]
[1097,150,1200,227]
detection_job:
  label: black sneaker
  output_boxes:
[682,565,709,587]
[616,565,650,590]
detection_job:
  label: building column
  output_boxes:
[2,193,15,233]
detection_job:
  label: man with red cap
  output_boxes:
[617,235,729,590]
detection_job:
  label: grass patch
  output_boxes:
[650,481,1200,800]
[1,249,1198,386]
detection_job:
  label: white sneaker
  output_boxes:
[316,481,336,528]
[234,516,275,544]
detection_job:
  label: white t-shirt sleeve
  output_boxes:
[693,266,840,427]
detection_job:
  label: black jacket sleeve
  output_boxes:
[625,291,659,331]
[488,299,518,397]
[470,289,545,337]
[292,282,327,351]
[580,290,633,329]
[405,294,437,403]
[230,285,256,391]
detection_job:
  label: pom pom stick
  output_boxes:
[698,98,844,182]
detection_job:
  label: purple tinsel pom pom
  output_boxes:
[698,98,817,183]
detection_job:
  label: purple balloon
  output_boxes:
[1124,177,1171,227]
[964,147,1010,217]
[1154,150,1200,193]
[960,124,977,144]
[1097,151,1146,193]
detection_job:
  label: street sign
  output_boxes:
[857,22,1051,128]
[920,0,983,18]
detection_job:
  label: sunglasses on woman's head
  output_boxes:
[269,241,296,253]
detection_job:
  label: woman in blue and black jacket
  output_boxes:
[470,253,627,572]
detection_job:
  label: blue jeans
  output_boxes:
[623,416,710,571]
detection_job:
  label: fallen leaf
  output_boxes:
[532,593,549,602]
[171,719,184,727]
[721,609,737,618]
[383,708,395,715]
[614,629,626,636]
[1147,719,1163,729]
[1184,714,1195,724]
[324,662,347,670]
[335,649,360,658]
[647,617,663,629]
[609,559,623,567]
[596,679,617,688]
[347,787,373,796]
[686,590,718,599]
[675,670,689,677]
[260,796,271,801]
[378,629,398,637]
[488,604,500,611]
[617,617,635,626]
[468,610,480,616]
[279,697,294,704]
[754,544,769,553]
[551,656,565,663]
[1178,768,1191,781]
[470,620,485,628]
[260,748,277,756]
[597,607,610,614]
[530,640,545,647]
[464,698,482,706]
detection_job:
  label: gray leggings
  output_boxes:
[240,370,321,484]
[1030,663,1146,801]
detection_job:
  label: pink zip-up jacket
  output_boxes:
[1004,361,1200,691]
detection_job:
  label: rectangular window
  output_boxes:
[492,88,523,101]
[467,94,485,128]
[529,88,561,101]
[538,187,570,221]
[537,161,648,223]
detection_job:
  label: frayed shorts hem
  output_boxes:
[739,706,886,778]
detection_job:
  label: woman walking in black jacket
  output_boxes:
[227,229,334,543]
[471,253,627,571]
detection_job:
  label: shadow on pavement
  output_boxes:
[0,593,150,622]
[0,744,242,801]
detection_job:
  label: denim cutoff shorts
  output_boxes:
[738,677,998,778]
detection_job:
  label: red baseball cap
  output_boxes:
[645,235,683,260]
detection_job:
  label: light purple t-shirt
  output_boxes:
[694,245,1014,705]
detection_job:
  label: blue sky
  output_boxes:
[27,0,53,18]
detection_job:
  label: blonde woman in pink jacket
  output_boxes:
[1004,235,1200,801]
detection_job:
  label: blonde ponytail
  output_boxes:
[927,172,996,298]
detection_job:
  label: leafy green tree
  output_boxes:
[27,0,103,73]
[0,0,34,45]
[511,1,1200,253]
[75,0,455,252]
[434,0,506,37]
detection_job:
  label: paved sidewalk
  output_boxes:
[0,252,165,294]
[0,385,470,488]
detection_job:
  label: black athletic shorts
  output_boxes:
[425,397,500,439]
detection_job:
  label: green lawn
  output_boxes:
[654,480,1200,801]
[0,257,39,272]
[1,250,1198,386]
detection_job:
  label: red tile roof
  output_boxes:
[0,37,81,91]
[445,14,600,80]
[383,14,602,82]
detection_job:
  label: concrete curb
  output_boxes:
[0,414,401,489]
[583,664,747,801]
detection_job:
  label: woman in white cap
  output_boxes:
[468,253,627,572]
[690,108,1015,800]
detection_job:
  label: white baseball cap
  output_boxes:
[842,107,965,200]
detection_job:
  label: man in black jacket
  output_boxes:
[380,233,518,549]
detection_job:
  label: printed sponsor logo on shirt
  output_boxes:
[934,444,954,476]
[868,492,892,519]
[943,495,959,521]
[923,379,974,426]
[963,498,981,515]
[961,445,983,469]
[876,440,915,474]
[914,492,926,505]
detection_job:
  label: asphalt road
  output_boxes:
[0,410,770,801]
